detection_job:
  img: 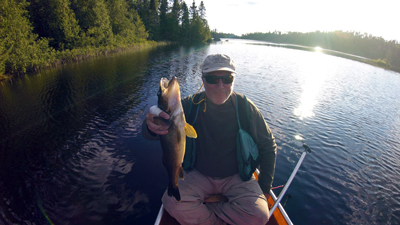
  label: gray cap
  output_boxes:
[201,54,236,74]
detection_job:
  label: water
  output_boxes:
[1,40,400,225]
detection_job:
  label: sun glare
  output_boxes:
[294,135,304,140]
[315,46,322,52]
[293,54,331,120]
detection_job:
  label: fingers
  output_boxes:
[158,111,170,120]
[149,105,169,120]
[146,106,170,135]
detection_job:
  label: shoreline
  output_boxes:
[0,41,170,82]
[2,39,398,83]
[220,38,399,74]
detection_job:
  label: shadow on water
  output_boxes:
[0,44,210,224]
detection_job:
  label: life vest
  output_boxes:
[182,92,260,181]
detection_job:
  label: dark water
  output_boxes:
[1,40,400,225]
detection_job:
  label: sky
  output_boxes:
[185,0,400,42]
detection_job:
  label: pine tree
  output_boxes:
[0,0,50,75]
[169,0,181,41]
[70,0,114,47]
[27,0,81,49]
[126,0,149,42]
[187,0,211,44]
[147,0,160,40]
[159,0,181,41]
[180,2,190,43]
[51,0,81,49]
[159,0,168,40]
[105,0,148,45]
[198,1,206,21]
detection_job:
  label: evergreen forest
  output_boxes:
[0,0,212,78]
[212,30,400,73]
[2,0,400,79]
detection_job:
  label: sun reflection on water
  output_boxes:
[294,134,304,140]
[293,53,331,120]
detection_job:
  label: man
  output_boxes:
[142,54,277,225]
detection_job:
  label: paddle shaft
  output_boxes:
[269,144,311,217]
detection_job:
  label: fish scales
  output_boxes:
[156,77,197,202]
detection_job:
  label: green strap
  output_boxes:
[183,94,201,170]
[235,93,250,130]
[235,93,242,130]
[244,95,250,124]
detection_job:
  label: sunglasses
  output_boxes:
[203,75,235,84]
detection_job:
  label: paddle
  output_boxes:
[267,143,311,217]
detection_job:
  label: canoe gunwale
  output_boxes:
[269,188,293,225]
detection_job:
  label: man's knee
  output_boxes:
[252,201,269,224]
[162,191,177,212]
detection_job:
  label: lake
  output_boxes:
[1,39,399,225]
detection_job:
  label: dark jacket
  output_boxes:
[142,92,277,193]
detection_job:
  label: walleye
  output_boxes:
[155,77,197,202]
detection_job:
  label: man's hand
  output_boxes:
[146,106,170,135]
[264,193,271,201]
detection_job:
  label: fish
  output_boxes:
[155,76,197,202]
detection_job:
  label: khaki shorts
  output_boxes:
[162,169,269,225]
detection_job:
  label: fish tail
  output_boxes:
[168,183,181,202]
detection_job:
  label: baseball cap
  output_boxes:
[201,54,236,74]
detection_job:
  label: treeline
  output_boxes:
[0,0,211,77]
[135,0,211,43]
[210,30,238,41]
[239,31,400,72]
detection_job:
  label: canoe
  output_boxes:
[154,189,293,225]
[154,170,293,225]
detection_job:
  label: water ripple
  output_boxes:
[1,42,400,225]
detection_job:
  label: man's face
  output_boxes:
[202,71,235,105]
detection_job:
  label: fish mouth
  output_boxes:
[160,77,181,109]
[160,77,178,91]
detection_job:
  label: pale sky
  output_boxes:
[186,0,400,42]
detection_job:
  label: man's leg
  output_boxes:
[206,174,269,225]
[162,170,226,225]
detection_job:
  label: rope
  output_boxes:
[192,83,207,112]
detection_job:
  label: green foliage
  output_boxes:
[27,0,81,49]
[211,30,239,40]
[143,0,212,43]
[127,3,148,43]
[190,16,211,43]
[70,0,114,47]
[1,0,210,77]
[105,0,147,45]
[180,2,190,43]
[145,0,160,40]
[53,0,81,49]
[0,0,52,75]
[177,0,211,44]
[372,58,390,68]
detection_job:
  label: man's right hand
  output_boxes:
[146,106,170,135]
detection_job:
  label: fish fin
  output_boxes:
[168,183,181,202]
[184,123,197,138]
[179,166,184,180]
